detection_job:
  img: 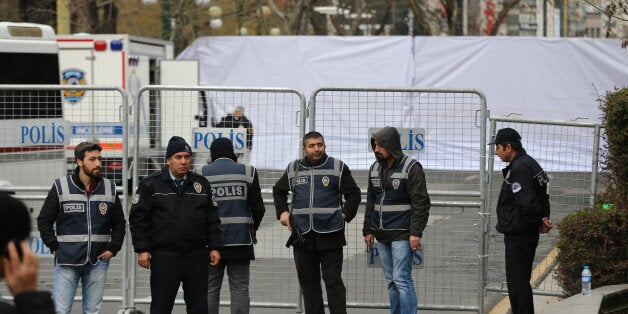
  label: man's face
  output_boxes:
[77,149,102,179]
[302,136,326,163]
[494,143,515,162]
[167,152,191,178]
[373,139,390,162]
[234,109,243,118]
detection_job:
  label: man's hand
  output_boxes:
[410,235,421,251]
[364,234,375,248]
[1,241,38,296]
[209,250,221,266]
[539,217,553,234]
[280,211,290,229]
[137,252,151,269]
[97,250,114,261]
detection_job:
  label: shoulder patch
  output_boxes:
[511,182,522,193]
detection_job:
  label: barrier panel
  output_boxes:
[0,85,131,308]
[484,117,604,302]
[130,86,307,309]
[310,87,488,312]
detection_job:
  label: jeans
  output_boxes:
[377,240,417,314]
[208,259,251,314]
[294,247,346,314]
[53,259,110,314]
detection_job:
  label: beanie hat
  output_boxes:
[0,192,31,257]
[210,138,237,162]
[165,136,192,159]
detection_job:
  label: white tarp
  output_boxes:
[178,36,627,170]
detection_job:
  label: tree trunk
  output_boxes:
[490,0,519,35]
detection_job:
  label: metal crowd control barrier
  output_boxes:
[484,117,604,302]
[0,85,131,310]
[130,86,307,311]
[310,87,488,312]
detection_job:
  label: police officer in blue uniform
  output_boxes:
[201,138,265,314]
[129,136,223,314]
[490,128,552,314]
[363,126,431,314]
[273,131,361,314]
[37,142,126,314]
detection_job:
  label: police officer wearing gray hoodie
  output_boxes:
[363,126,430,314]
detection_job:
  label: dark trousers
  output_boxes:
[504,229,539,314]
[149,253,209,314]
[294,247,346,314]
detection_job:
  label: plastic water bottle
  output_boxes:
[581,265,592,296]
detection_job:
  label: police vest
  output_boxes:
[369,156,417,231]
[55,176,116,265]
[287,157,344,234]
[202,158,255,246]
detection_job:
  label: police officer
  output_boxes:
[129,136,223,314]
[273,131,361,314]
[363,126,431,314]
[490,128,553,314]
[201,138,265,314]
[37,142,126,314]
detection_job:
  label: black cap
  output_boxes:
[488,128,521,145]
[165,136,192,159]
[0,192,31,257]
[210,138,237,162]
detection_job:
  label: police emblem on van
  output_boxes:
[392,179,400,190]
[61,69,87,103]
[63,203,84,213]
[99,202,108,215]
[321,176,330,187]
[194,182,202,193]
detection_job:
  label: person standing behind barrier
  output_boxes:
[37,142,126,314]
[363,126,431,314]
[201,138,266,314]
[129,136,223,314]
[1,192,55,314]
[273,131,361,314]
[216,105,254,164]
[490,128,552,314]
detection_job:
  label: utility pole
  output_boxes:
[56,0,71,34]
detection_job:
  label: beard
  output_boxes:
[375,153,386,162]
[84,167,102,179]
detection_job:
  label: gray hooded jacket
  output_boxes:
[363,126,431,242]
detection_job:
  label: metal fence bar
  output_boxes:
[130,85,307,310]
[310,87,487,312]
[485,116,604,301]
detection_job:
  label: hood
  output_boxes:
[371,126,404,161]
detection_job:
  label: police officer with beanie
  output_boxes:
[273,131,361,314]
[490,128,553,314]
[130,136,223,314]
[38,142,126,314]
[201,137,265,314]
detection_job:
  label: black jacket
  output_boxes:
[37,167,126,256]
[363,127,431,242]
[216,114,253,149]
[0,291,54,314]
[496,148,550,234]
[273,153,362,251]
[129,166,223,255]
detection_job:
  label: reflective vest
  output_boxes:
[369,156,417,231]
[202,158,255,246]
[55,176,116,265]
[287,157,344,234]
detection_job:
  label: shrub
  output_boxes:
[555,87,628,296]
[555,205,627,296]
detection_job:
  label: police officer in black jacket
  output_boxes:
[129,136,223,314]
[491,128,553,314]
[273,131,361,314]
